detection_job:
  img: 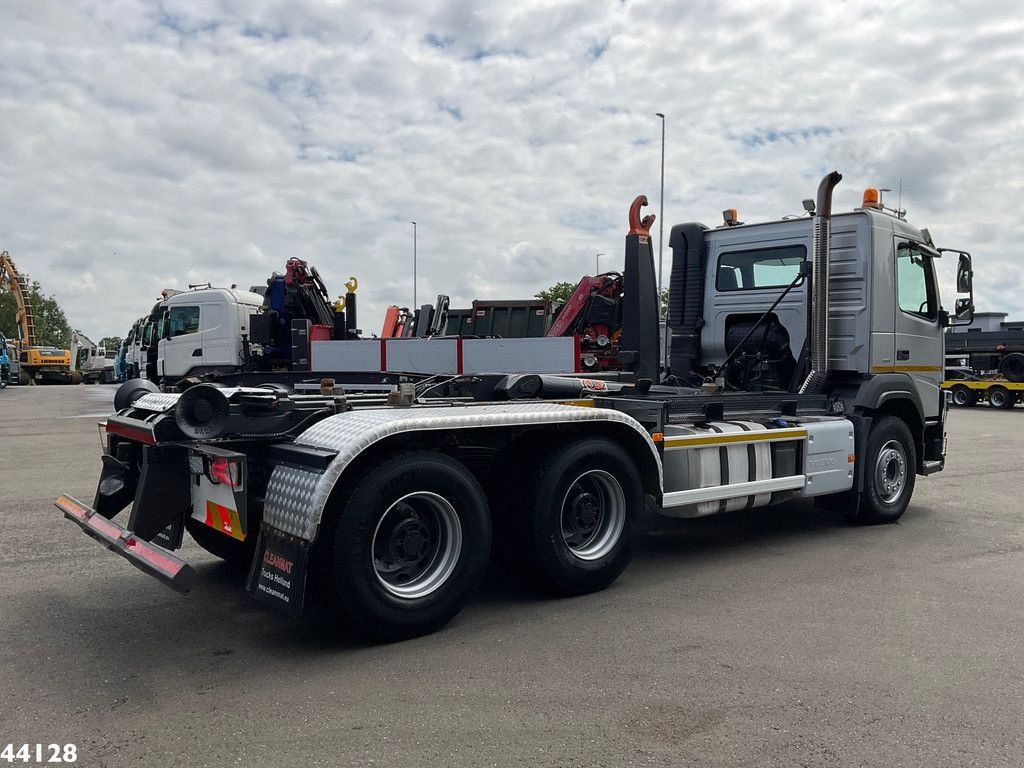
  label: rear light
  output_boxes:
[88,514,124,541]
[208,456,243,489]
[105,419,156,445]
[57,494,89,522]
[125,537,186,577]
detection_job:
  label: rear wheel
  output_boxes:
[949,385,977,408]
[988,385,1015,409]
[848,416,917,524]
[503,437,642,595]
[314,452,491,641]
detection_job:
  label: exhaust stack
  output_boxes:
[799,171,843,395]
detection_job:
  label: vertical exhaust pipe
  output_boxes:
[799,170,843,395]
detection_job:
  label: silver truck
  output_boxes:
[56,172,975,640]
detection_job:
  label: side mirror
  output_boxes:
[954,297,973,321]
[940,248,975,326]
[956,253,973,294]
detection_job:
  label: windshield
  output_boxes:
[167,306,201,337]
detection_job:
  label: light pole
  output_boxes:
[655,112,667,369]
[411,221,417,308]
[594,252,604,274]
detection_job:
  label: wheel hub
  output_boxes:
[875,441,907,504]
[372,492,463,600]
[559,470,627,562]
[572,492,601,531]
[391,519,431,561]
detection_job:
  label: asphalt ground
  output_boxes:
[1,385,1022,768]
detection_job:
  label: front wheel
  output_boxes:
[314,452,491,641]
[849,416,917,524]
[512,437,643,595]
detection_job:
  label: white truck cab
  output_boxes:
[124,317,146,379]
[157,288,265,383]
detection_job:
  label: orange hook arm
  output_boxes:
[628,195,656,236]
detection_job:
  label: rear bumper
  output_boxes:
[56,494,197,593]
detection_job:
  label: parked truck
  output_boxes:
[56,173,975,640]
[942,326,1024,408]
[71,331,116,384]
[115,262,359,390]
[156,287,265,383]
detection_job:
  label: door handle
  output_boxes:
[896,349,910,361]
[192,348,203,357]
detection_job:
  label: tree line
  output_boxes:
[0,278,72,348]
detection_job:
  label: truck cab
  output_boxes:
[157,288,264,384]
[124,318,145,379]
[696,205,946,420]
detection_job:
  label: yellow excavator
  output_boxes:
[1,250,73,384]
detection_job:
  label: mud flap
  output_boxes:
[246,525,310,617]
[127,445,191,541]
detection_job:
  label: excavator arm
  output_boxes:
[1,251,37,347]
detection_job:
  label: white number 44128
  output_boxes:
[1,745,77,763]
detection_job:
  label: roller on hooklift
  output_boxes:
[57,172,974,641]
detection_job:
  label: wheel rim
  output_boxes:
[372,492,462,599]
[560,470,626,561]
[990,389,1007,407]
[874,439,908,504]
[952,388,968,405]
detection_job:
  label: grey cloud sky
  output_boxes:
[1,0,1022,338]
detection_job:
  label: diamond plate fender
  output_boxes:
[263,402,662,542]
[131,392,182,413]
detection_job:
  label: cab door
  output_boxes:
[162,304,203,377]
[197,299,232,368]
[893,240,943,419]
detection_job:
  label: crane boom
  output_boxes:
[1,251,38,346]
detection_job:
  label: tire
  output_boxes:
[314,452,491,641]
[849,416,917,524]
[987,385,1015,409]
[504,437,642,595]
[185,516,257,569]
[1000,352,1024,383]
[949,385,977,408]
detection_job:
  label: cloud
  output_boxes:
[0,0,1022,341]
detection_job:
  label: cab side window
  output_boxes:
[167,306,201,337]
[717,245,806,290]
[896,243,937,321]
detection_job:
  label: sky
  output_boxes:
[1,0,1022,340]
